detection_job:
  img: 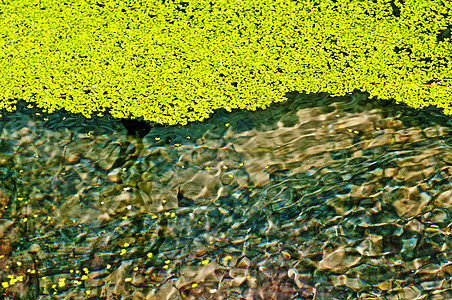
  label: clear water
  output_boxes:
[1,91,452,299]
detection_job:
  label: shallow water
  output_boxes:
[1,90,452,299]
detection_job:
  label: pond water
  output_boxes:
[1,90,452,299]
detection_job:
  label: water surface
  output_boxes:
[1,91,452,299]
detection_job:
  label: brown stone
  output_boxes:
[0,188,10,217]
[0,239,11,256]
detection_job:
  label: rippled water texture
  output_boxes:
[1,91,452,299]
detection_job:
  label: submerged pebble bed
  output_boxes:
[1,91,452,299]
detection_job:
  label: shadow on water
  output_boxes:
[1,90,452,299]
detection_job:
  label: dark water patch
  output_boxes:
[121,118,153,138]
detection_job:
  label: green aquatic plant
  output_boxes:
[0,0,451,125]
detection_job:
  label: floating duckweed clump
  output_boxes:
[0,0,452,125]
